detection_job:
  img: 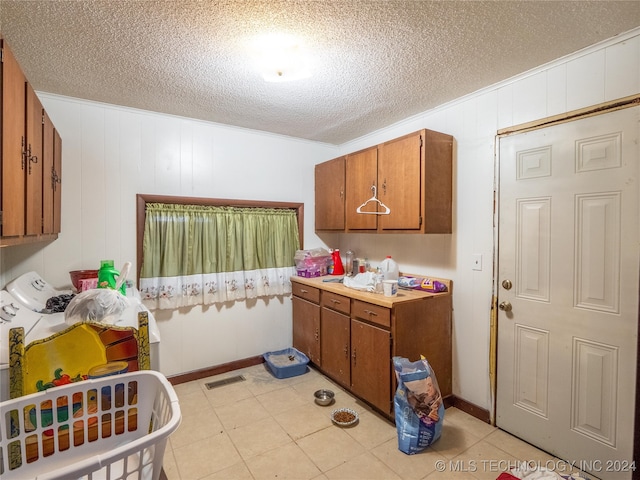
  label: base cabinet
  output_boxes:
[292,276,452,419]
[291,284,321,365]
[350,318,392,414]
[320,308,350,387]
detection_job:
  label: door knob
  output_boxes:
[499,301,512,312]
[502,279,512,290]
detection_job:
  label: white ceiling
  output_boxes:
[1,1,639,145]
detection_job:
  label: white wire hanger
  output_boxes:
[356,185,391,215]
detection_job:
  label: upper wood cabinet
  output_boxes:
[1,38,27,238]
[315,129,453,234]
[379,129,453,233]
[315,156,345,231]
[25,82,44,235]
[345,146,378,231]
[1,36,62,246]
[377,132,422,231]
[42,111,62,235]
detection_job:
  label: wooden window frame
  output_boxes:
[135,194,304,286]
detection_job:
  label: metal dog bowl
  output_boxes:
[314,389,335,406]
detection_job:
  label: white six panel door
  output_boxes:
[496,106,638,480]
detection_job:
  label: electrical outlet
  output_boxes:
[472,254,482,271]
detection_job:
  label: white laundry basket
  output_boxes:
[0,370,181,480]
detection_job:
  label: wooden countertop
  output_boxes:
[290,274,451,308]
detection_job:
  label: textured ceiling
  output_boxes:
[1,1,639,145]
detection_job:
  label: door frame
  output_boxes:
[490,94,640,478]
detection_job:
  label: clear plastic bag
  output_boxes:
[64,288,130,325]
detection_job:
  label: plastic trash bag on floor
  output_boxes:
[393,355,444,454]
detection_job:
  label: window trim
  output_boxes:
[136,194,304,287]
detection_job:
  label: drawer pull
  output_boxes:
[364,309,378,317]
[300,288,308,293]
[331,299,341,305]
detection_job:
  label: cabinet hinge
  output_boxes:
[0,48,3,63]
[420,135,423,147]
[0,211,3,225]
[419,216,423,226]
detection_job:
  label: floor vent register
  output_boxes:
[205,375,246,390]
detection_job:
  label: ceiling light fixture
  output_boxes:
[254,33,312,83]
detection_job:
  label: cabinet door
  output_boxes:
[42,121,62,235]
[321,307,350,387]
[377,132,422,231]
[315,156,345,230]
[422,129,453,233]
[25,83,43,235]
[42,110,55,234]
[53,129,62,234]
[350,318,392,414]
[345,147,378,231]
[292,296,321,364]
[1,39,27,237]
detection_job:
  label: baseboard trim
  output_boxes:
[167,357,492,426]
[448,395,491,424]
[167,356,265,385]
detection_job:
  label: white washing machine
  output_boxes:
[0,290,46,400]
[5,271,72,312]
[2,272,161,401]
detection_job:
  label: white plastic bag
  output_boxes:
[343,272,377,292]
[64,288,130,325]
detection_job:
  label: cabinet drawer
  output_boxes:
[321,291,350,315]
[351,300,390,328]
[292,283,320,304]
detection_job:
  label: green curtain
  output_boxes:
[139,203,300,308]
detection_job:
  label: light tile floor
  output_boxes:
[162,364,588,480]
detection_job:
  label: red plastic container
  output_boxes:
[69,270,99,290]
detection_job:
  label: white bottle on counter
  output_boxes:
[380,256,399,281]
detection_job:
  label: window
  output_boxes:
[136,194,303,309]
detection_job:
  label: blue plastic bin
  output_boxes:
[263,347,309,379]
